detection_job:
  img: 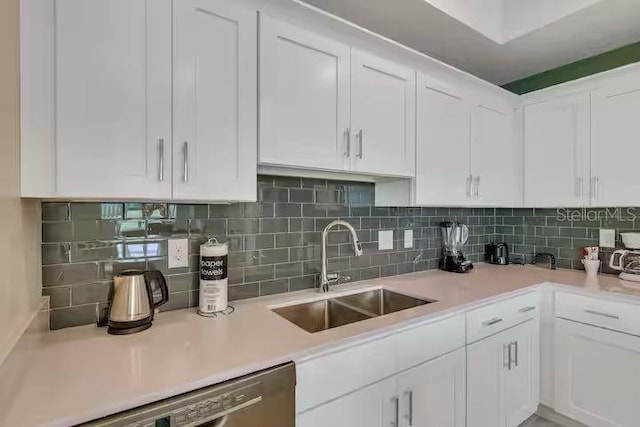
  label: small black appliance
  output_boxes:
[485,243,509,265]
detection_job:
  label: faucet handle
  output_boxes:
[326,273,340,285]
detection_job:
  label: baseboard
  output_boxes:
[536,405,587,427]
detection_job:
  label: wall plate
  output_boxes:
[378,230,394,251]
[168,238,189,269]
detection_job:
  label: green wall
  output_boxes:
[502,41,640,95]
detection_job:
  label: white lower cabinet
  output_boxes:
[555,318,640,427]
[296,377,394,427]
[297,348,466,427]
[467,319,540,427]
[395,348,467,427]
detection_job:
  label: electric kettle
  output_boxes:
[107,270,169,335]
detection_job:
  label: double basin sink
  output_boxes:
[272,288,435,333]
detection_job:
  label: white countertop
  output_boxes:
[3,264,640,427]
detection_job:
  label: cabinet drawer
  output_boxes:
[466,291,539,343]
[296,314,465,413]
[556,292,640,336]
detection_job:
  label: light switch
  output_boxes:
[599,229,615,248]
[404,230,414,249]
[378,230,394,250]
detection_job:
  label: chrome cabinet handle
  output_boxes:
[158,138,164,181]
[591,176,600,200]
[504,343,512,370]
[575,177,580,197]
[519,306,536,313]
[514,341,519,367]
[404,391,414,426]
[466,175,472,198]
[585,308,619,319]
[183,142,189,182]
[474,176,480,197]
[482,317,503,326]
[356,130,363,159]
[344,128,351,157]
[579,177,584,198]
[390,396,399,427]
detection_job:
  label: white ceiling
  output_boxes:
[300,0,640,85]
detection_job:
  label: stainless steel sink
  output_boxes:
[273,289,435,333]
[272,299,373,333]
[334,288,433,316]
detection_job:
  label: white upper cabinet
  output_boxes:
[415,75,471,206]
[172,0,257,201]
[351,50,416,177]
[591,71,640,207]
[258,18,415,179]
[21,0,256,201]
[415,72,519,206]
[524,92,590,207]
[259,15,350,172]
[471,100,517,206]
[54,0,172,199]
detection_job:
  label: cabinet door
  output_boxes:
[591,74,640,207]
[415,74,471,206]
[259,15,351,171]
[523,92,590,207]
[503,320,540,427]
[351,50,415,177]
[471,101,518,207]
[173,0,257,201]
[396,348,466,427]
[297,377,394,427]
[467,328,508,427]
[555,318,640,427]
[55,0,172,199]
[468,320,539,427]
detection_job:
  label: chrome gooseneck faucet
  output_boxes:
[320,220,363,293]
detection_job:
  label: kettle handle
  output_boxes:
[145,270,169,308]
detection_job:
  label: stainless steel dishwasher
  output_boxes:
[79,363,295,427]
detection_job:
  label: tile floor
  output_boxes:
[519,415,564,427]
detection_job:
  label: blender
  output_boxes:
[439,221,474,273]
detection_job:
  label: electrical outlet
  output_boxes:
[599,229,615,248]
[168,238,189,269]
[404,230,414,249]
[378,230,394,250]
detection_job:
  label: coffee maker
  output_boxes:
[440,221,474,273]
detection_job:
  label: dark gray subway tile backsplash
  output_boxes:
[495,207,640,270]
[42,176,497,329]
[43,176,637,330]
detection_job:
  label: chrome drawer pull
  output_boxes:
[519,306,536,313]
[584,309,619,320]
[390,396,399,427]
[504,343,512,370]
[158,138,164,181]
[482,317,503,326]
[344,128,351,157]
